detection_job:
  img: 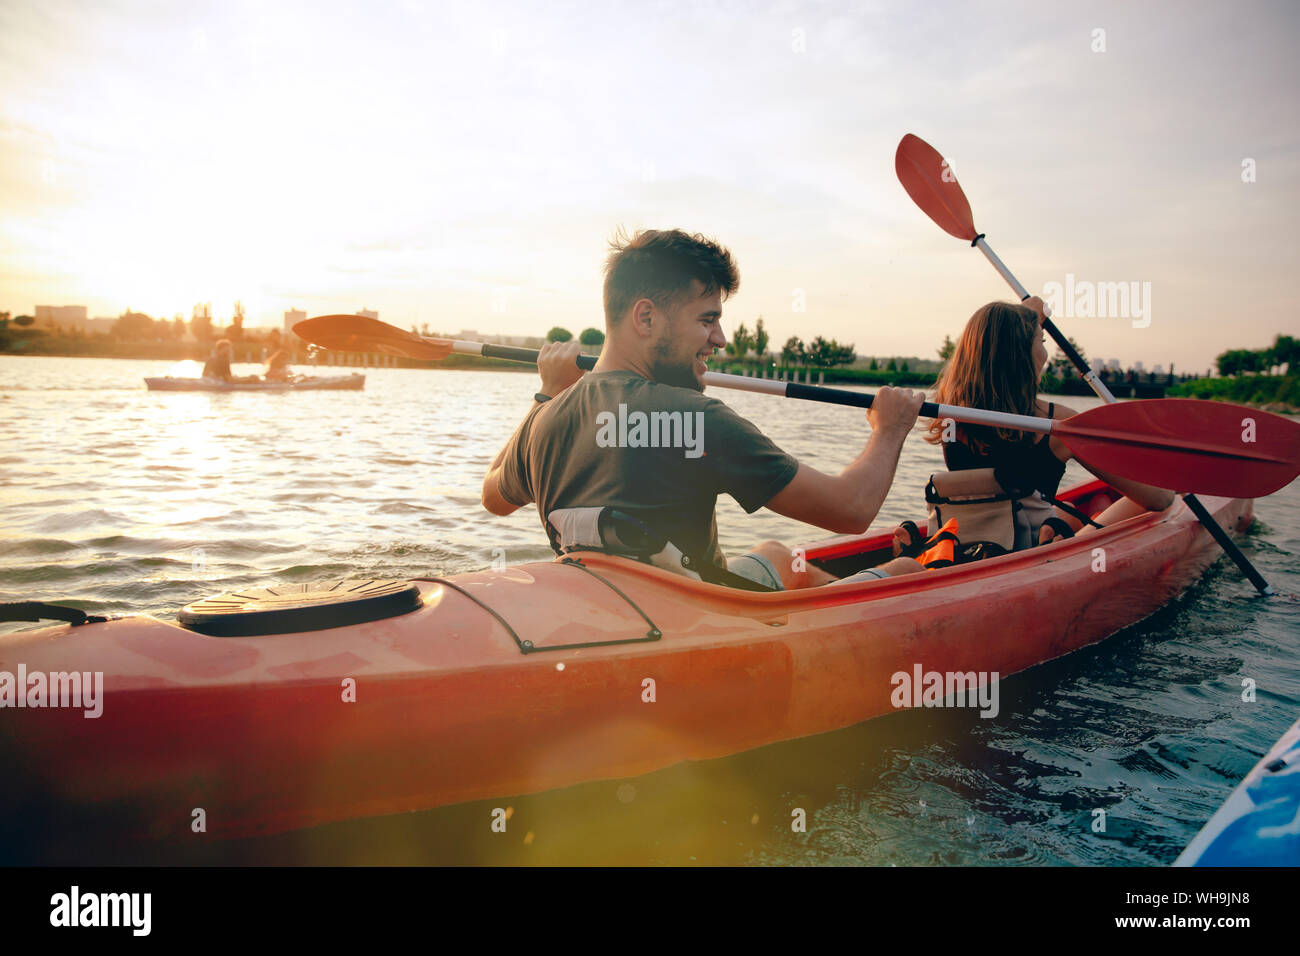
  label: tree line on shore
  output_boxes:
[545,316,862,370]
[6,305,1270,401]
[1214,335,1297,377]
[1170,334,1299,410]
[0,302,282,356]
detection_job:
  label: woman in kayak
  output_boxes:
[264,349,293,383]
[202,339,234,382]
[921,296,1174,547]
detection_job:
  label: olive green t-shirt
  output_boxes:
[497,371,799,569]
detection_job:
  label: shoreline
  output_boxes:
[1208,397,1300,415]
[1168,373,1300,415]
[0,348,539,373]
[0,350,1226,398]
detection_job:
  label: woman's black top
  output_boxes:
[941,402,1066,498]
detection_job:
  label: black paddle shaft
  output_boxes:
[1037,314,1090,371]
[787,381,943,418]
[481,342,597,370]
[478,347,948,417]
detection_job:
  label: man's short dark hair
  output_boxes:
[602,228,740,326]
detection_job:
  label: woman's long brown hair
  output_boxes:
[924,301,1042,451]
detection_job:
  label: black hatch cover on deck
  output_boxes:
[178,579,422,637]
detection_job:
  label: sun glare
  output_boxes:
[165,359,205,378]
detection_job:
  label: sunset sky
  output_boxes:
[2,0,1296,371]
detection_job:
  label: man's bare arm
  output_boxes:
[480,340,587,517]
[764,386,924,534]
[481,463,522,516]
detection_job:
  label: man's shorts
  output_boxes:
[727,552,785,591]
[829,567,889,585]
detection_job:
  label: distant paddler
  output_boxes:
[201,339,260,384]
[201,339,235,382]
[263,349,295,383]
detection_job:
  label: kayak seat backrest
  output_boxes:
[546,508,702,581]
[546,509,779,592]
[925,467,1049,556]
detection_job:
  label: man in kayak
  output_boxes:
[202,339,235,382]
[201,338,261,385]
[481,228,926,590]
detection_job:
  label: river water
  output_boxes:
[1,355,1297,865]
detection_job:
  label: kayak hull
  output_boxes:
[0,484,1254,842]
[144,374,365,391]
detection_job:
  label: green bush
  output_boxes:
[1168,373,1299,408]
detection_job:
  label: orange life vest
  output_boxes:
[919,518,958,569]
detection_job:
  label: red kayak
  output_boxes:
[0,480,1253,842]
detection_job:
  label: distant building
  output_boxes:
[1153,364,1164,375]
[35,305,87,329]
[34,305,115,335]
[359,308,378,319]
[283,308,306,339]
[1132,360,1145,372]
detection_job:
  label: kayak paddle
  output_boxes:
[896,132,1281,594]
[295,314,1300,498]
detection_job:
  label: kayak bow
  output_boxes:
[1176,715,1300,867]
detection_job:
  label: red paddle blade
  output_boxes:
[293,314,453,361]
[895,133,978,242]
[1055,399,1300,498]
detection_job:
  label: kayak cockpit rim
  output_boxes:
[560,487,1219,613]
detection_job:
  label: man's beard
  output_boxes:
[650,336,705,391]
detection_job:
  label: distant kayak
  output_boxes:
[144,374,365,392]
[1176,715,1300,866]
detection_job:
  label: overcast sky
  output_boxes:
[2,0,1296,370]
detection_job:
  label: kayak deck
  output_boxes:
[0,481,1254,842]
